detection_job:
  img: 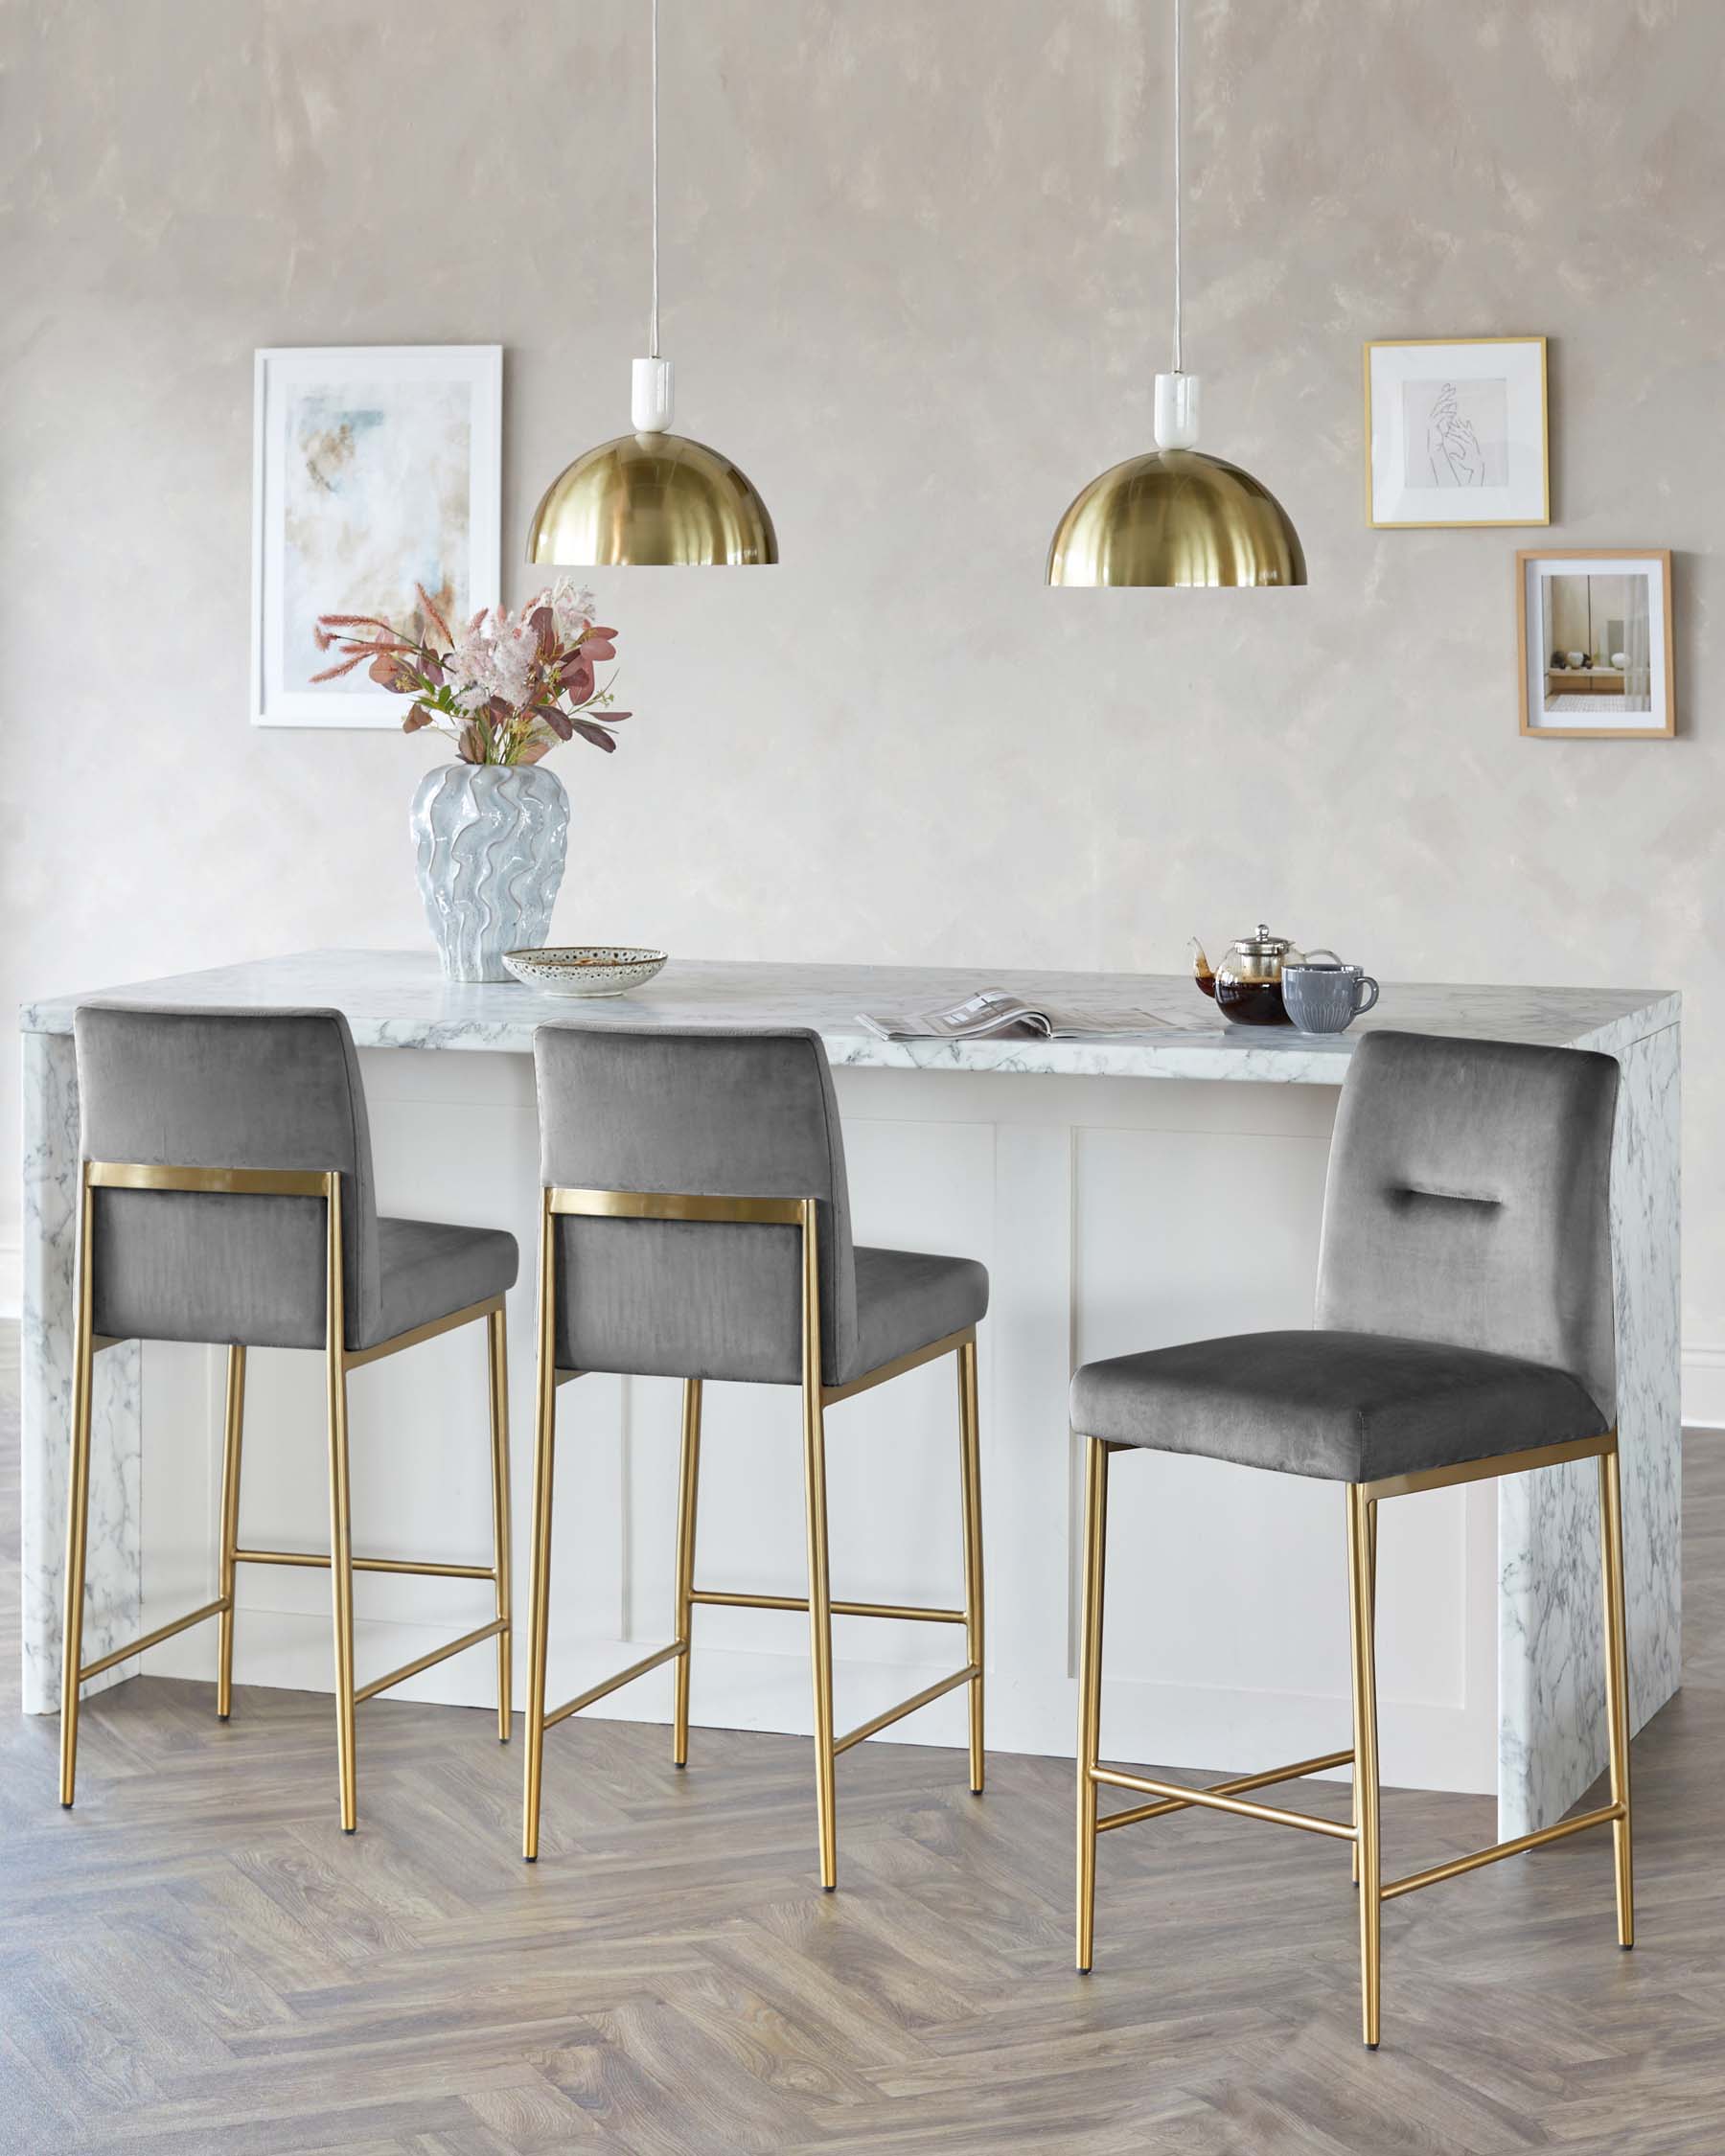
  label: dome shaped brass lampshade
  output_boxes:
[527,428,778,568]
[1046,447,1305,587]
[1048,1,1307,592]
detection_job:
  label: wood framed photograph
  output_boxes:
[1516,549,1675,740]
[251,344,502,728]
[1365,336,1549,528]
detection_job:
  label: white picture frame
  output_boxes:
[1517,549,1675,741]
[251,344,501,728]
[1365,336,1549,529]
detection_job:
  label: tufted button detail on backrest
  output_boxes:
[1316,1031,1619,1424]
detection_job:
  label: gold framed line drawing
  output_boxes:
[1516,549,1675,740]
[1365,337,1549,529]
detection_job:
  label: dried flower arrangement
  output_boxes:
[313,581,630,766]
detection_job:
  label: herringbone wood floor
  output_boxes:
[3,1330,1722,2154]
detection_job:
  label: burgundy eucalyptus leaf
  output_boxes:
[584,626,618,641]
[402,703,436,733]
[572,720,617,752]
[457,722,487,764]
[530,606,557,660]
[541,707,575,740]
[559,656,595,700]
[577,638,616,663]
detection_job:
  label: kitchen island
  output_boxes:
[19,952,1680,1837]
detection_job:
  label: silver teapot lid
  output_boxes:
[1231,922,1294,957]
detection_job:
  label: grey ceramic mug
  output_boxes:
[1281,960,1379,1035]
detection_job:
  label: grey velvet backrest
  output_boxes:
[1317,1031,1619,1420]
[74,1003,381,1352]
[534,1024,858,1386]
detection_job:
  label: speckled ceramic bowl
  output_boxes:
[503,946,668,998]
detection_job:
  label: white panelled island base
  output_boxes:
[19,952,1679,1838]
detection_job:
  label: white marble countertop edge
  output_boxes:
[17,952,1681,1089]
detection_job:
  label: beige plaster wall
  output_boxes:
[2,0,1719,1352]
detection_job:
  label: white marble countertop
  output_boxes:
[19,950,1681,1085]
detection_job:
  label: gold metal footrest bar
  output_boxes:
[78,1595,231,1683]
[542,1640,688,1731]
[689,1589,967,1625]
[342,1295,502,1371]
[1095,1748,1355,1834]
[833,1664,980,1755]
[234,1548,496,1582]
[1359,1429,1616,1504]
[819,1327,975,1410]
[1091,1763,1357,1843]
[1380,1800,1625,1901]
[352,1617,509,1706]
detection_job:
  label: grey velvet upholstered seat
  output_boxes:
[523,1021,991,1887]
[1070,1031,1619,1481]
[1070,1033,1635,2045]
[534,1023,988,1386]
[63,1002,520,1837]
[75,1003,518,1351]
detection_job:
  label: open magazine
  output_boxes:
[857,988,1210,1044]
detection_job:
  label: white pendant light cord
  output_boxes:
[650,0,661,358]
[631,0,674,431]
[1151,0,1198,448]
[1171,0,1183,376]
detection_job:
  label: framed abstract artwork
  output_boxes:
[1516,549,1675,740]
[1364,336,1549,529]
[251,345,502,727]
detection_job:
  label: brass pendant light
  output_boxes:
[528,0,777,568]
[1047,0,1304,588]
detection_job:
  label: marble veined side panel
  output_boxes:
[20,1028,141,1715]
[1499,1020,1680,1837]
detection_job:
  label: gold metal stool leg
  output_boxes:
[1599,1447,1635,1948]
[324,1178,358,1833]
[1346,1485,1382,2047]
[1352,1501,1377,1887]
[957,1338,985,1796]
[58,1163,98,1809]
[798,1197,839,1891]
[1075,1435,1109,1972]
[672,1378,702,1767]
[523,1195,558,1860]
[801,1385,838,1890]
[487,1305,513,1743]
[217,1344,247,1719]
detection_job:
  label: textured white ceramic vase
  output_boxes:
[409,762,570,983]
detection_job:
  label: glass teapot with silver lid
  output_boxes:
[1190,923,1339,1026]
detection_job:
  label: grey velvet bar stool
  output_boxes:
[61,1003,519,1832]
[1070,1031,1634,2049]
[521,1024,989,1889]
